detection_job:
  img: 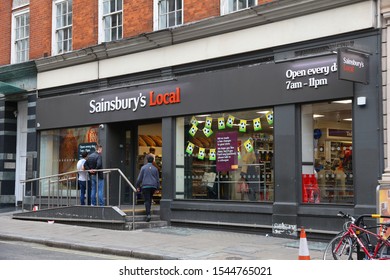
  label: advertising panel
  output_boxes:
[338,48,369,84]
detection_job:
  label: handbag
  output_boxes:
[237,179,249,193]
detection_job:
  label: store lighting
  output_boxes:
[332,100,352,104]
[313,114,325,118]
[343,118,353,121]
[196,114,211,117]
[256,111,270,114]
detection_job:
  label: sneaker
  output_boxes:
[146,215,151,222]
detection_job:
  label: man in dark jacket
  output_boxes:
[84,145,104,206]
[136,155,159,222]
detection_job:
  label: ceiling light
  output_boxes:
[195,114,211,117]
[256,111,270,114]
[343,118,353,121]
[332,100,352,104]
[313,114,325,118]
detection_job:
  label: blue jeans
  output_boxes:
[79,180,91,205]
[91,175,105,206]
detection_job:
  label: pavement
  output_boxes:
[0,206,327,260]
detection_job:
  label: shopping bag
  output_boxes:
[236,179,249,193]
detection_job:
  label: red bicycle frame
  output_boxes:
[337,215,390,260]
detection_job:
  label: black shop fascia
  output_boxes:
[36,54,353,130]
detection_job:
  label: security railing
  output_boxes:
[20,168,138,229]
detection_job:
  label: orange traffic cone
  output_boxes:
[298,227,310,260]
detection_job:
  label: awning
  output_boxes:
[0,81,27,97]
[0,61,36,97]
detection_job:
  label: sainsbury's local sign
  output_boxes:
[89,87,181,114]
[337,47,369,84]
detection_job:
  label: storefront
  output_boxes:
[36,30,382,236]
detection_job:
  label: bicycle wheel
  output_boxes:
[323,234,353,260]
[377,240,390,259]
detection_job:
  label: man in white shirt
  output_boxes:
[77,152,91,205]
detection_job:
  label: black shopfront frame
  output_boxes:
[36,31,382,237]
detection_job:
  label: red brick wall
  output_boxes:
[73,0,98,50]
[257,0,275,5]
[185,0,220,23]
[259,0,274,4]
[29,0,52,59]
[123,0,153,38]
[0,0,12,65]
[0,0,278,66]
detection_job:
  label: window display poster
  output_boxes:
[78,142,97,159]
[216,131,238,172]
[58,126,99,174]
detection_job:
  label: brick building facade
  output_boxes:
[0,0,387,236]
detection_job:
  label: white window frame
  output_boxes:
[221,0,258,15]
[11,8,30,64]
[52,0,73,55]
[98,0,123,43]
[153,0,183,31]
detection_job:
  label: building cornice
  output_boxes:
[35,0,368,73]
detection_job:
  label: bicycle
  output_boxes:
[323,211,390,260]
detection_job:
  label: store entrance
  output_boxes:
[122,121,162,204]
[137,123,163,203]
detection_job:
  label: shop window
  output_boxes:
[39,126,99,196]
[99,0,123,42]
[221,0,257,15]
[154,0,183,30]
[301,100,353,204]
[175,109,274,202]
[53,0,73,55]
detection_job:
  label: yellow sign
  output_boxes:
[377,185,390,238]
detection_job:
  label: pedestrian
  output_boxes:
[136,155,160,222]
[143,147,156,165]
[77,151,91,205]
[144,147,162,172]
[84,145,104,206]
[143,147,160,205]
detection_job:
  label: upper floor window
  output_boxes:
[99,0,123,42]
[12,9,30,64]
[221,0,257,15]
[154,0,183,30]
[53,0,73,55]
[12,0,29,9]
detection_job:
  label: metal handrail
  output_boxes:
[20,168,138,230]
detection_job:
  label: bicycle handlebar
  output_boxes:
[338,211,390,226]
[338,211,356,222]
